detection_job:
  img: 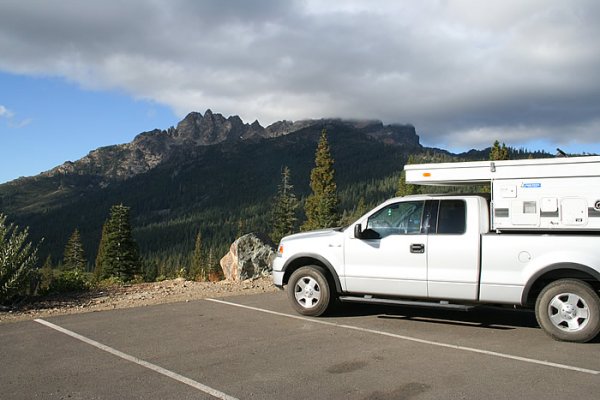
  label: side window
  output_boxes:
[367,201,425,237]
[436,200,466,234]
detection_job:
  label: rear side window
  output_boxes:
[436,200,466,234]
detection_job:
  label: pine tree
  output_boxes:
[302,129,339,230]
[396,155,419,197]
[340,196,368,226]
[63,229,86,272]
[270,166,299,243]
[206,248,218,282]
[236,218,246,239]
[0,214,38,303]
[353,197,367,220]
[97,204,141,281]
[396,170,418,197]
[190,231,207,281]
[94,223,108,280]
[490,140,509,161]
[39,255,54,294]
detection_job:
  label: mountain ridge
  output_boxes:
[31,110,419,184]
[4,109,550,276]
[0,110,426,272]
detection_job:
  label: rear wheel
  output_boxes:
[287,266,332,316]
[535,279,600,343]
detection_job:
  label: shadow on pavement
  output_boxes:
[326,301,539,331]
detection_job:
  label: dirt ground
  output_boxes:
[0,277,279,324]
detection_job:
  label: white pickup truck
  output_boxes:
[272,157,600,342]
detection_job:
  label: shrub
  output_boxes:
[49,269,91,293]
[0,214,39,304]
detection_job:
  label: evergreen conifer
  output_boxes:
[94,223,108,280]
[39,255,54,294]
[302,129,339,230]
[270,166,298,243]
[396,155,418,197]
[63,229,86,272]
[96,204,141,281]
[490,140,509,160]
[190,231,207,281]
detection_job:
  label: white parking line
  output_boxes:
[206,298,600,376]
[34,318,239,400]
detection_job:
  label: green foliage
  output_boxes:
[96,204,141,282]
[95,275,126,289]
[490,140,509,161]
[270,166,299,243]
[396,155,419,197]
[0,214,38,303]
[94,223,108,280]
[63,229,86,272]
[48,269,91,293]
[302,130,339,230]
[141,259,158,282]
[189,231,208,281]
[205,248,221,282]
[396,171,418,197]
[38,255,54,294]
[340,197,368,226]
[1,122,554,281]
[37,255,91,295]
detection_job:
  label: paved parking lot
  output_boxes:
[1,291,599,399]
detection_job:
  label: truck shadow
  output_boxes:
[328,302,539,330]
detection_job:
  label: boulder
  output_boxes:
[220,233,276,281]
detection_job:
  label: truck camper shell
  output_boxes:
[404,156,600,231]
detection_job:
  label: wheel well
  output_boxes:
[282,257,341,293]
[524,267,600,306]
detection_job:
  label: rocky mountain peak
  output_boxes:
[39,110,420,183]
[174,110,267,145]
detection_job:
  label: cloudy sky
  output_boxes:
[1,0,599,183]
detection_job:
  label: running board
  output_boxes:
[338,295,475,311]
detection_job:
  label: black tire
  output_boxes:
[535,279,600,343]
[287,266,332,316]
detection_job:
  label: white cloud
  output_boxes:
[0,105,14,119]
[8,118,32,129]
[0,104,31,129]
[0,0,599,150]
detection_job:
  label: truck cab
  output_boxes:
[346,195,487,301]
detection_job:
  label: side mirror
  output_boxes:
[354,224,381,240]
[354,223,363,239]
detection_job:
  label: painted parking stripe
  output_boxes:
[34,318,239,400]
[206,298,600,376]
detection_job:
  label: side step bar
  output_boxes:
[338,295,475,311]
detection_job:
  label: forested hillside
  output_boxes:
[0,112,550,277]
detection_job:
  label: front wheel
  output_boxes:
[535,279,600,343]
[287,266,332,316]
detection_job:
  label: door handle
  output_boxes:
[410,243,425,253]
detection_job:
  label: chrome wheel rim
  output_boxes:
[548,293,590,332]
[294,276,321,309]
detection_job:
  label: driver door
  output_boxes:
[344,200,428,297]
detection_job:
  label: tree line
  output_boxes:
[0,135,546,304]
[0,129,339,302]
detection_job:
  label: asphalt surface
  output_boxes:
[1,290,599,399]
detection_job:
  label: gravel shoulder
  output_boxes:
[0,277,278,324]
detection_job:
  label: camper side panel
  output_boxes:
[493,177,600,231]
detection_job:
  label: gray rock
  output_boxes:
[220,233,276,281]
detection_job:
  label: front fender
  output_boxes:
[282,253,344,293]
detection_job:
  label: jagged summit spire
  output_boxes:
[37,110,419,182]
